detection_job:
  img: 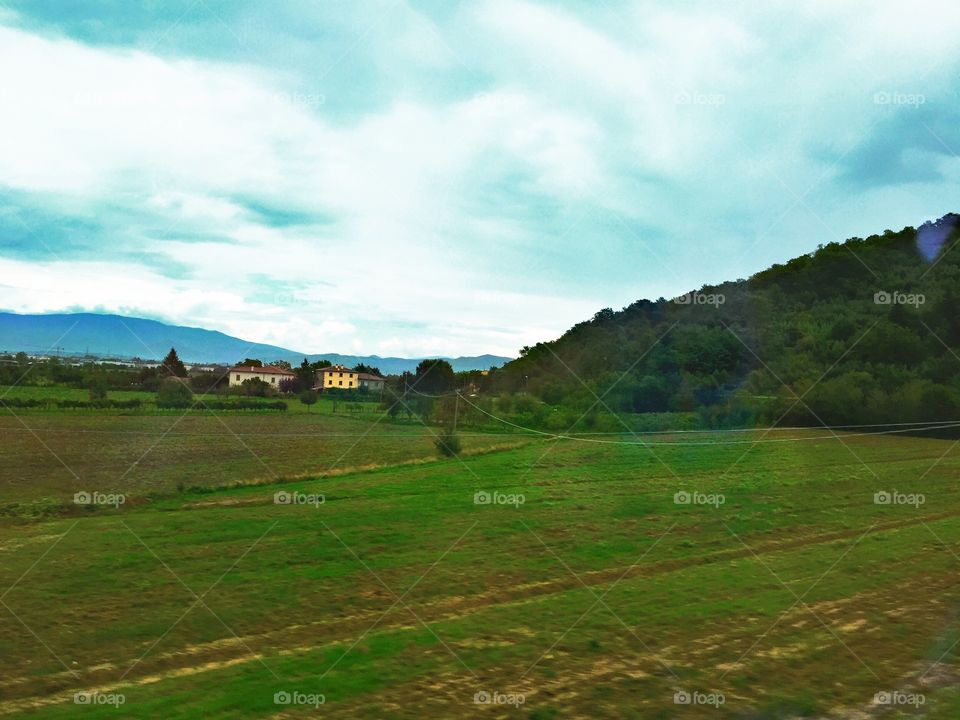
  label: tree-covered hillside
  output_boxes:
[489,214,960,427]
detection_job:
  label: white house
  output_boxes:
[229,364,296,388]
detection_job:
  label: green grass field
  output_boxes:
[2,415,959,718]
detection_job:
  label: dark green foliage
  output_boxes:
[488,214,960,427]
[161,347,188,378]
[238,378,272,397]
[87,375,109,401]
[298,389,318,412]
[156,379,194,408]
[414,359,455,394]
[353,362,382,376]
[434,428,461,457]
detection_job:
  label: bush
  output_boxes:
[87,376,109,401]
[240,378,273,397]
[157,380,194,408]
[434,429,462,457]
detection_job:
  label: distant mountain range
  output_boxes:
[0,312,512,374]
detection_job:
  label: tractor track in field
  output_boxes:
[4,506,960,715]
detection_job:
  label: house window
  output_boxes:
[236,374,240,381]
[338,380,343,386]
[339,372,343,377]
[270,377,275,383]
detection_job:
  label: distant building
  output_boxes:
[357,372,386,393]
[229,364,296,388]
[316,364,358,390]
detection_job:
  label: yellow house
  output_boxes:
[229,364,296,388]
[317,364,358,390]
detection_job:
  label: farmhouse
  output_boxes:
[358,372,385,393]
[316,364,358,389]
[229,364,296,388]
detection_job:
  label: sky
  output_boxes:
[1,0,959,358]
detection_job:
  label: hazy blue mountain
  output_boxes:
[0,312,511,373]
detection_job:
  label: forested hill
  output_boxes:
[490,213,960,426]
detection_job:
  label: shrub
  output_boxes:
[434,429,462,457]
[157,379,194,408]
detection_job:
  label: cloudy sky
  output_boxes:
[1,0,959,358]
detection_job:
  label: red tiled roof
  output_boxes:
[357,372,384,381]
[318,365,355,374]
[231,365,295,375]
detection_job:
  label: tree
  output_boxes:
[354,363,383,376]
[434,428,461,457]
[241,358,263,368]
[272,359,292,370]
[278,377,299,393]
[87,375,109,401]
[161,348,188,378]
[295,358,314,390]
[414,359,455,394]
[299,390,318,413]
[157,379,193,408]
[240,378,271,397]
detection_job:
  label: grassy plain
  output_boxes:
[1,420,959,718]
